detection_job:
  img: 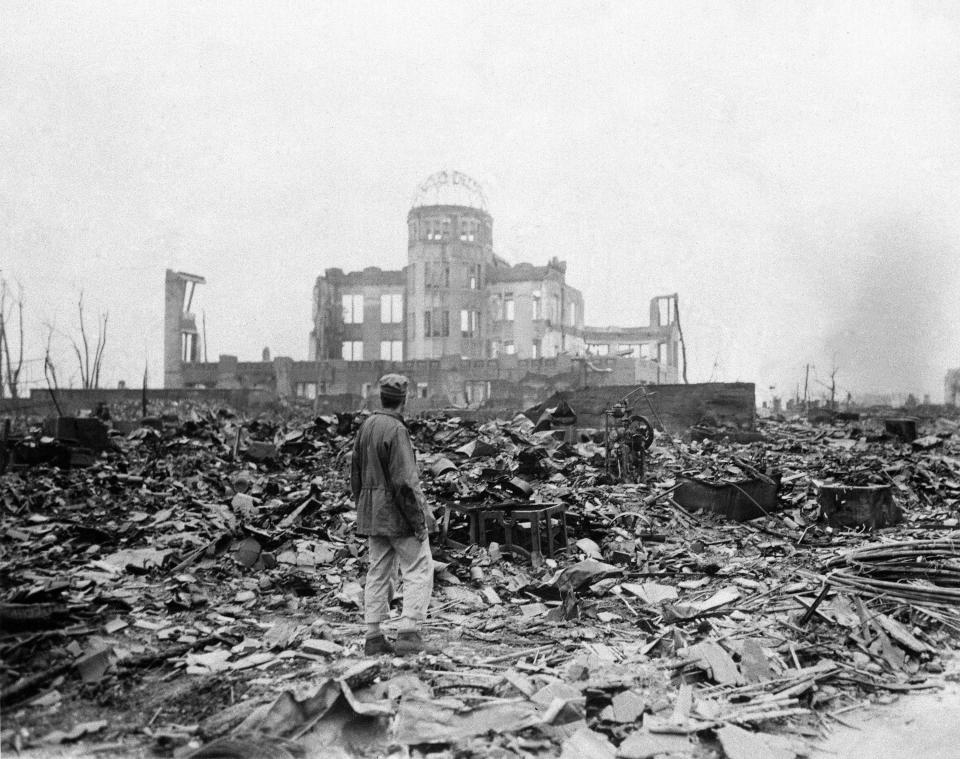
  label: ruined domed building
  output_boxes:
[310,172,600,365]
[167,171,683,408]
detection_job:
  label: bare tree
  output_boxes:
[0,278,25,399]
[43,323,64,416]
[69,292,108,389]
[827,365,839,410]
[815,364,840,410]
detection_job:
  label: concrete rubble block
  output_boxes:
[599,689,646,723]
[300,638,343,656]
[617,728,694,758]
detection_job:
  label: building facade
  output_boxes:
[309,170,674,371]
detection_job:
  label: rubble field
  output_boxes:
[2,403,960,758]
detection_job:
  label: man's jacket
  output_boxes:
[351,410,432,537]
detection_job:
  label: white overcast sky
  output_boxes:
[3,1,959,402]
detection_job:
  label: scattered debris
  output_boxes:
[1,403,959,756]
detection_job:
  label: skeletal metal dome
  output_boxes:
[411,170,488,211]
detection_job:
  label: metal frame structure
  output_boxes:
[602,387,655,483]
[411,170,488,211]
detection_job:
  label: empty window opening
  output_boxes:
[343,294,364,324]
[181,333,200,363]
[424,310,448,338]
[424,262,451,290]
[380,293,403,323]
[460,309,479,337]
[296,382,317,400]
[342,341,363,361]
[459,218,477,242]
[380,340,403,361]
[656,298,675,326]
[465,380,490,405]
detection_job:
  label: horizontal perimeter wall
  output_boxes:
[5,383,755,433]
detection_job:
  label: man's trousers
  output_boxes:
[363,534,433,628]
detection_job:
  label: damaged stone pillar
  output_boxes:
[163,270,206,388]
[273,357,294,400]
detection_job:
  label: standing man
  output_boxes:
[351,374,436,655]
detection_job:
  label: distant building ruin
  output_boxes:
[163,270,205,389]
[947,368,960,406]
[164,171,684,406]
[310,170,680,366]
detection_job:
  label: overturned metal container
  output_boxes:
[674,475,781,522]
[815,481,902,529]
[883,418,918,443]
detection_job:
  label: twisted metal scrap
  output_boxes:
[826,537,960,606]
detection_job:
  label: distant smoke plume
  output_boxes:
[817,213,958,396]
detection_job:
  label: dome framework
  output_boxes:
[411,170,488,211]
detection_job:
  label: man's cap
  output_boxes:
[379,373,409,401]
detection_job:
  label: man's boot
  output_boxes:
[364,633,395,656]
[395,630,439,656]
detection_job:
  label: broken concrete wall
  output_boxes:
[8,388,277,419]
[5,383,756,436]
[561,383,757,433]
[273,357,294,399]
[183,354,658,408]
[419,382,756,433]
